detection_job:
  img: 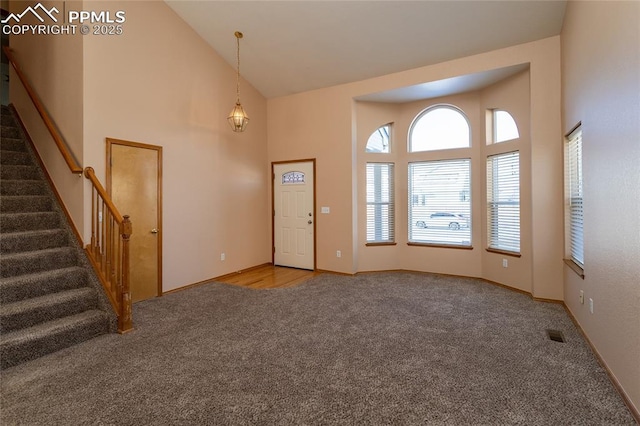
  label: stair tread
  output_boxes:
[0,146,26,153]
[0,196,52,213]
[0,266,83,286]
[0,140,27,152]
[0,228,64,239]
[0,228,68,255]
[0,179,44,184]
[0,211,56,217]
[0,246,74,261]
[0,165,41,175]
[2,287,95,314]
[0,309,106,346]
[0,194,49,199]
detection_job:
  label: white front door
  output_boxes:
[273,161,315,270]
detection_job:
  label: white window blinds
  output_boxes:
[487,151,520,253]
[366,163,395,243]
[566,128,584,266]
[408,159,471,246]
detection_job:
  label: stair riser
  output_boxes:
[0,196,52,213]
[1,126,20,139]
[1,165,41,180]
[1,291,97,333]
[1,151,32,166]
[1,180,47,196]
[0,212,59,233]
[0,312,108,369]
[0,268,88,304]
[0,248,77,278]
[1,138,26,152]
[0,230,68,254]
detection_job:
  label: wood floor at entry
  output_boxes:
[216,265,319,289]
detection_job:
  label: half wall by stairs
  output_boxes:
[0,105,116,369]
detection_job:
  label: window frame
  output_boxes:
[492,109,520,143]
[486,150,521,256]
[366,162,396,245]
[407,158,473,249]
[365,123,392,153]
[564,123,584,277]
[408,105,471,153]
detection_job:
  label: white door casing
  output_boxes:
[273,161,315,270]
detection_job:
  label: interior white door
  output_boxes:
[273,161,314,270]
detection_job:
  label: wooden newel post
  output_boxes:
[119,215,133,333]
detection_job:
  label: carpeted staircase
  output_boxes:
[0,105,115,369]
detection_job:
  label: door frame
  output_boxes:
[271,159,317,270]
[106,137,163,298]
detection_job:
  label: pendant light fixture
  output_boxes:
[228,31,249,132]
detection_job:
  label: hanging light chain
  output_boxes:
[235,31,243,104]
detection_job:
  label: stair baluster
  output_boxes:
[84,167,133,333]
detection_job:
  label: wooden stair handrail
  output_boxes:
[3,46,82,174]
[84,167,124,224]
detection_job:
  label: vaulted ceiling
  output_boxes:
[164,1,567,99]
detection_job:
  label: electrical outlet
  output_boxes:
[589,298,594,314]
[502,259,508,268]
[336,250,341,258]
[579,290,584,304]
[220,253,225,261]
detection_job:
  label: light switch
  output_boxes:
[321,207,330,214]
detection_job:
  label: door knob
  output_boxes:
[308,220,312,225]
[151,228,159,234]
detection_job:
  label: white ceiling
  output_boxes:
[164,1,567,100]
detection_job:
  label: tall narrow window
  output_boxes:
[565,126,584,267]
[366,163,394,243]
[487,151,520,253]
[409,159,471,246]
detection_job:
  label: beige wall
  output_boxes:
[9,0,85,233]
[268,86,356,273]
[562,0,640,413]
[270,37,563,300]
[81,1,269,292]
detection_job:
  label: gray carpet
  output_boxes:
[1,272,635,425]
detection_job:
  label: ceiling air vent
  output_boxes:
[546,329,565,343]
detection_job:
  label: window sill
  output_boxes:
[408,242,473,250]
[564,259,585,279]
[365,242,397,247]
[485,247,522,258]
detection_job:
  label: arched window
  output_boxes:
[493,110,519,143]
[409,106,470,152]
[366,124,391,153]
